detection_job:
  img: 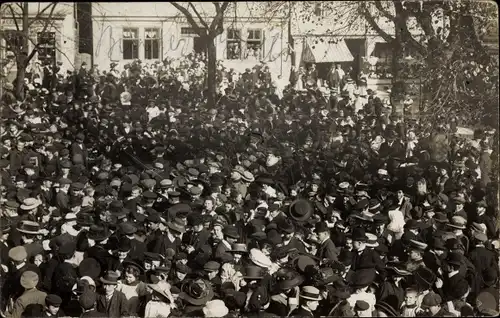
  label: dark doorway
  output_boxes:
[193,36,208,54]
[344,39,366,82]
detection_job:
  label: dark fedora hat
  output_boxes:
[276,269,305,291]
[122,259,145,273]
[350,268,376,288]
[179,279,214,306]
[223,225,240,239]
[100,271,120,285]
[350,227,368,242]
[288,199,313,222]
[167,218,186,234]
[243,265,265,280]
[76,213,94,226]
[87,225,111,241]
[277,218,295,234]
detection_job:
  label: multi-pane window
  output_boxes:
[226,29,241,60]
[145,28,160,60]
[37,32,56,64]
[4,30,24,53]
[314,3,325,17]
[246,29,263,59]
[122,28,139,60]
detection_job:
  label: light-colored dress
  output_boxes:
[117,280,148,315]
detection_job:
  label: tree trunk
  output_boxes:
[206,36,217,108]
[15,65,26,100]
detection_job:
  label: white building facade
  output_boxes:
[1,2,77,74]
[91,2,288,76]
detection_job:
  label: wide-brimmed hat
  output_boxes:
[122,259,145,273]
[300,286,321,301]
[203,299,229,317]
[179,279,214,306]
[241,171,255,182]
[87,225,111,241]
[289,199,313,222]
[365,233,379,247]
[148,282,171,300]
[249,248,272,268]
[20,198,41,210]
[100,271,120,285]
[276,269,305,290]
[167,218,186,234]
[17,220,41,235]
[446,216,466,229]
[223,225,240,239]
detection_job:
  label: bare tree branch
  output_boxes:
[374,1,396,22]
[189,2,209,29]
[28,2,58,28]
[8,5,21,31]
[170,2,205,37]
[360,2,394,43]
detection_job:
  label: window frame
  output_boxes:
[122,27,139,60]
[3,30,25,53]
[226,28,241,60]
[37,31,56,64]
[144,28,161,60]
[245,28,264,59]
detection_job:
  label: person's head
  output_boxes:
[204,198,214,211]
[212,224,224,240]
[353,240,365,251]
[45,294,62,315]
[124,265,140,284]
[404,288,418,306]
[416,178,427,194]
[103,282,116,296]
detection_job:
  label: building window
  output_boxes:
[226,28,241,60]
[123,28,139,60]
[372,43,392,78]
[37,32,56,64]
[181,27,207,36]
[246,29,263,59]
[145,28,160,60]
[314,3,325,17]
[4,30,24,53]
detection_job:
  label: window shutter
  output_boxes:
[110,26,122,61]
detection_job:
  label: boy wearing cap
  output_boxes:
[43,294,64,317]
[8,271,47,318]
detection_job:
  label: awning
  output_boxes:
[301,38,354,63]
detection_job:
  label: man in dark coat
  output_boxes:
[315,222,339,262]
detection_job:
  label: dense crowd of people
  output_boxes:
[0,51,499,318]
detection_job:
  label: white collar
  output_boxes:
[16,262,26,270]
[448,270,459,278]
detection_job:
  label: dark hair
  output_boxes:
[22,304,44,317]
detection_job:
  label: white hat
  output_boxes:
[202,300,229,317]
[249,248,272,268]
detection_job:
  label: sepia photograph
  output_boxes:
[0,1,499,317]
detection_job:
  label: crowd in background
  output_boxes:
[0,51,499,318]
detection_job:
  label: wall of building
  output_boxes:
[91,2,288,77]
[1,2,76,71]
